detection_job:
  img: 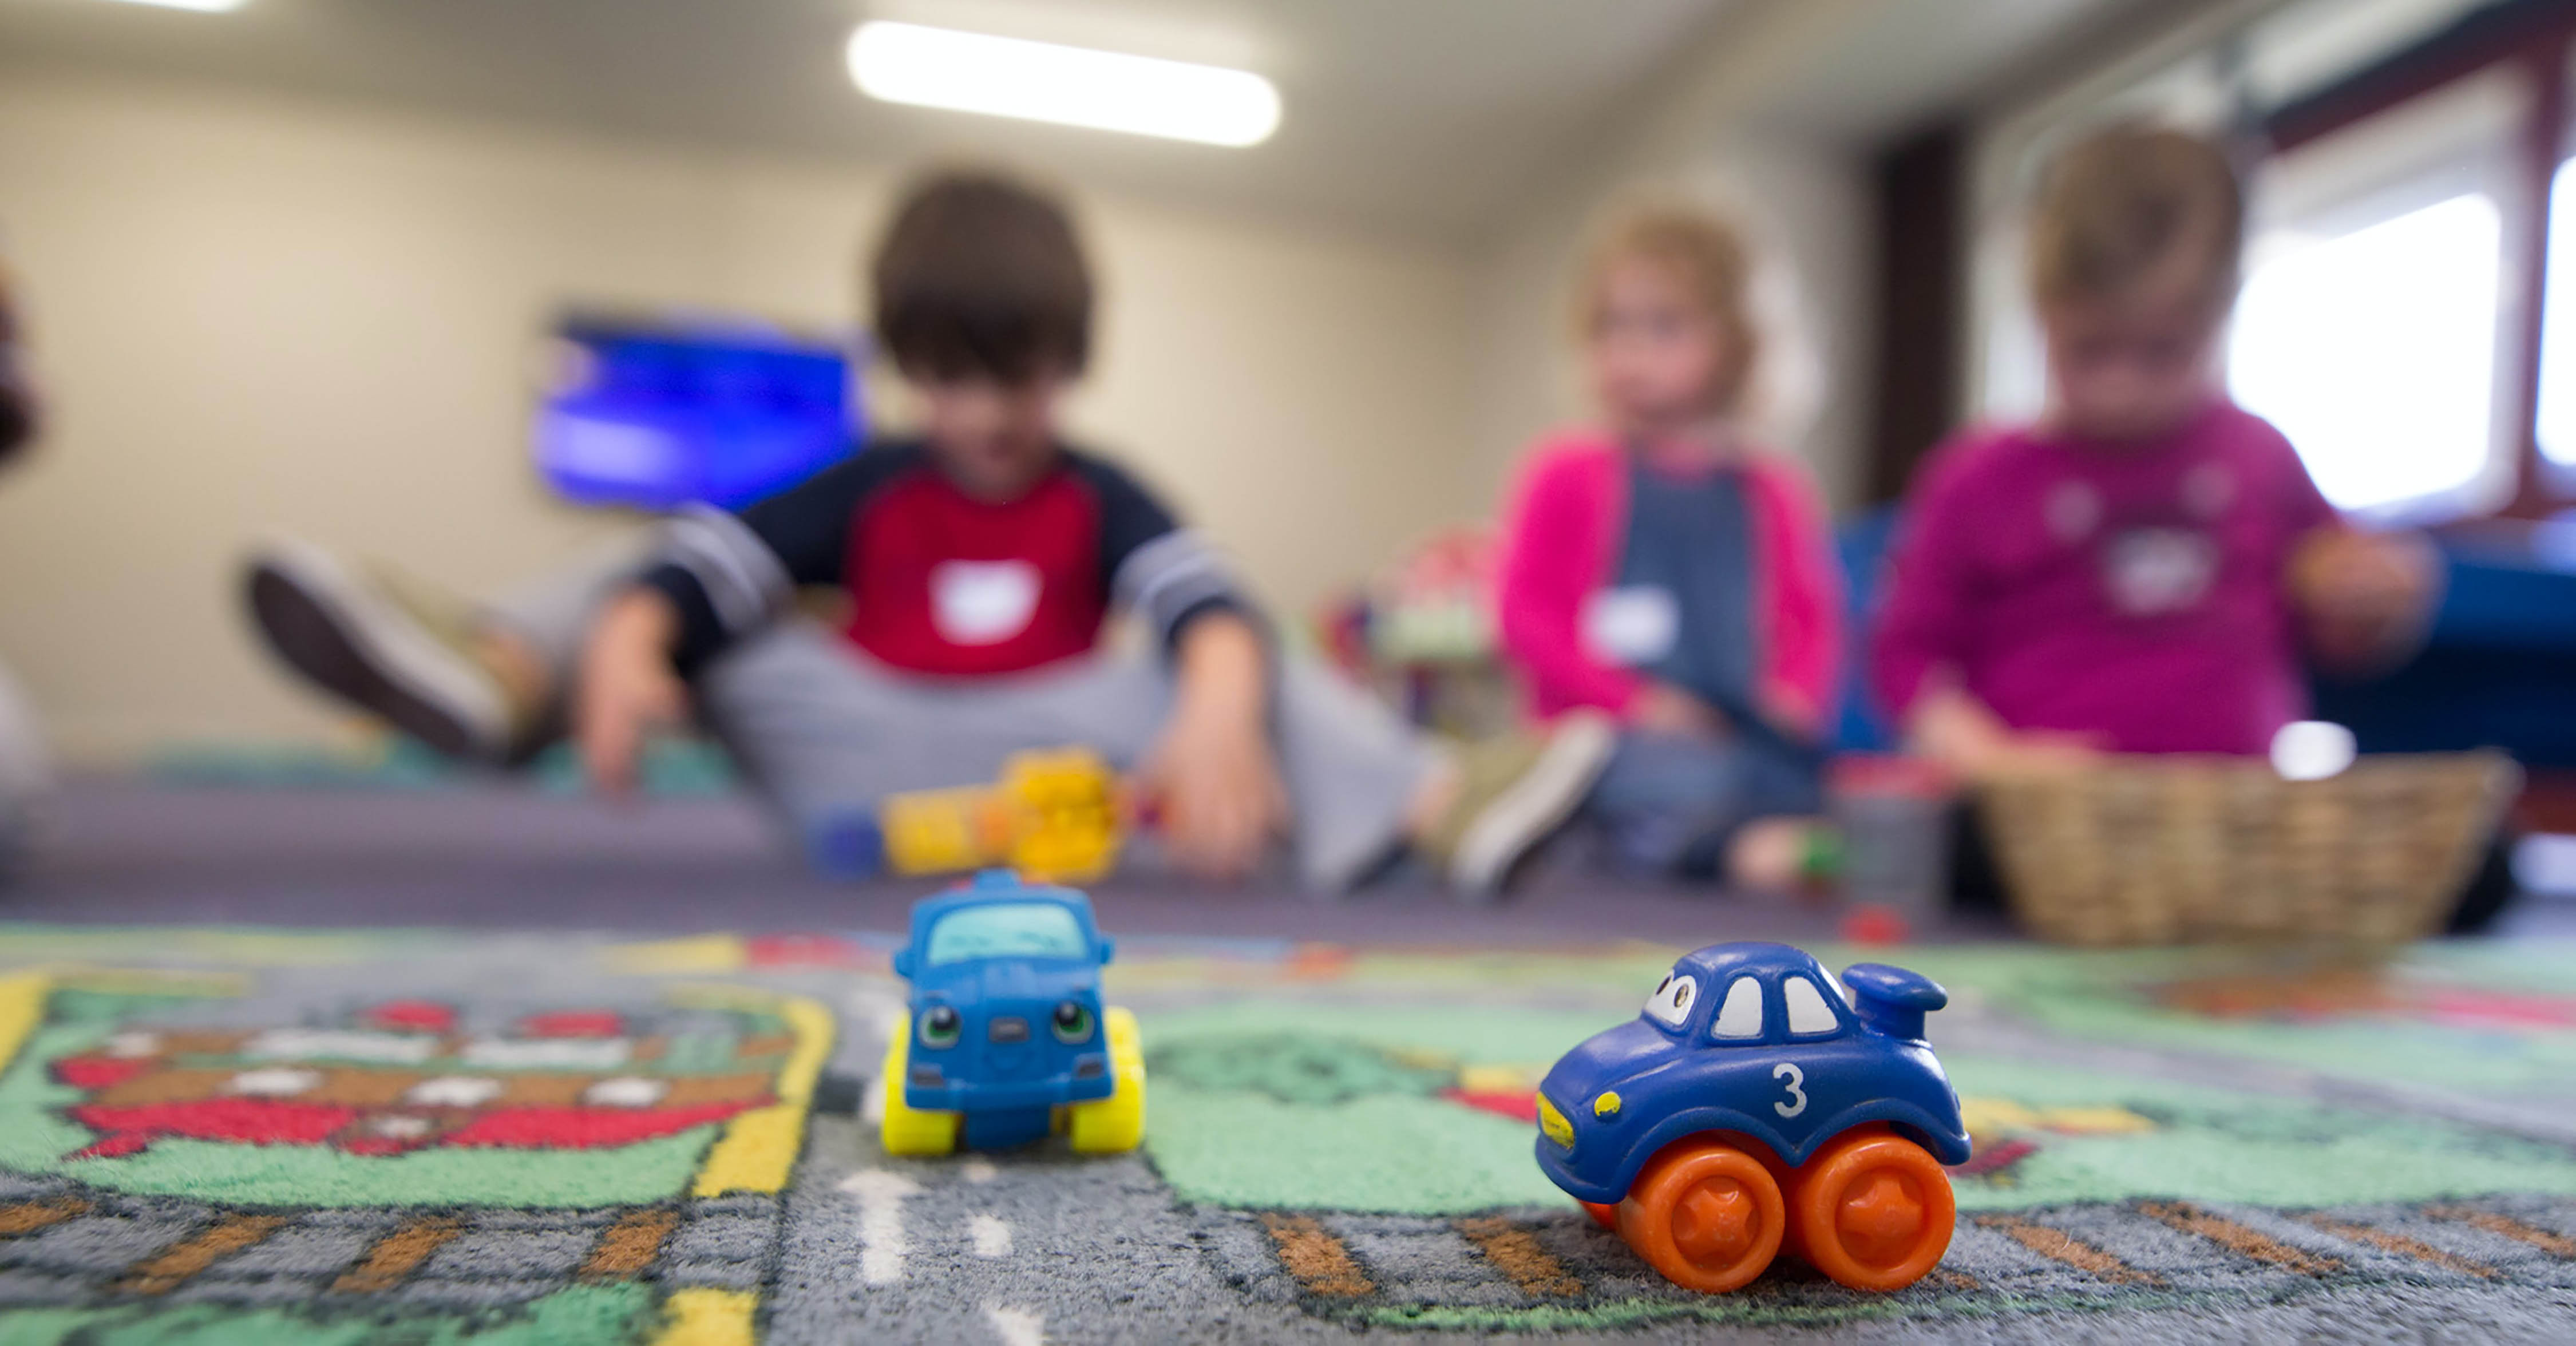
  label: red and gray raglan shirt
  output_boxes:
[635,439,1251,677]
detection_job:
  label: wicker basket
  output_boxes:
[1974,751,2520,946]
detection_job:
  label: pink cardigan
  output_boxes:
[1493,430,1843,739]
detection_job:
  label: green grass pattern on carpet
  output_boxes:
[1136,999,2576,1216]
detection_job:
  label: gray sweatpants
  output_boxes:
[1584,729,1825,878]
[482,544,1437,891]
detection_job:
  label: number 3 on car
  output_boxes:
[1534,943,1969,1293]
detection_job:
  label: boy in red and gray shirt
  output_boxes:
[247,171,1611,894]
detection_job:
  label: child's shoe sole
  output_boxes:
[244,541,510,763]
[1450,711,1618,900]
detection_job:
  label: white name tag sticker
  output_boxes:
[931,559,1042,646]
[1582,585,1680,666]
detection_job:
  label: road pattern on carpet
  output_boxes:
[1,925,2573,1343]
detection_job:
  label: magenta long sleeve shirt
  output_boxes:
[1870,401,2341,757]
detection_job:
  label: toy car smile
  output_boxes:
[1534,941,1970,1292]
[878,870,1145,1155]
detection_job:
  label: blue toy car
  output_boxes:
[878,870,1145,1155]
[1534,941,1969,1293]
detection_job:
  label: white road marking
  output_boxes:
[403,1075,504,1108]
[224,1067,324,1096]
[961,1157,998,1183]
[460,1036,630,1070]
[969,1214,1012,1258]
[840,1169,923,1286]
[984,1304,1044,1346]
[244,1028,438,1064]
[583,1076,670,1108]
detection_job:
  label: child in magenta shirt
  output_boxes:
[1873,125,2436,775]
[1495,204,1843,888]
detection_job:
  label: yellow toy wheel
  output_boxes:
[1065,1006,1147,1154]
[878,1024,960,1157]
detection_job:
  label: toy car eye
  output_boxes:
[919,1005,961,1048]
[1642,973,1698,1027]
[1051,1000,1095,1044]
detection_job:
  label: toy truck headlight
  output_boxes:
[918,1004,961,1049]
[1536,1093,1574,1149]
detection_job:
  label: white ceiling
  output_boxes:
[0,0,2146,242]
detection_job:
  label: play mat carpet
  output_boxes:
[1,925,2573,1344]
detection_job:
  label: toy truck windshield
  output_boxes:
[923,902,1089,965]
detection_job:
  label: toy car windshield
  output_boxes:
[923,902,1089,965]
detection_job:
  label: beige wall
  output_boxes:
[1463,141,1872,509]
[1461,0,1879,516]
[0,71,1479,760]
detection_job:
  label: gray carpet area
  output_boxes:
[0,776,1966,945]
[10,776,2570,943]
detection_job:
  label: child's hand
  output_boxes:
[1909,683,2103,780]
[1976,730,2108,779]
[1137,712,1287,884]
[575,588,688,798]
[2289,529,2439,671]
[1138,613,1285,882]
[1629,682,1729,741]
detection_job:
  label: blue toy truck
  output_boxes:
[879,871,1145,1155]
[1534,941,1969,1292]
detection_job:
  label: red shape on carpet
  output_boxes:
[1947,1137,2040,1178]
[66,1099,359,1159]
[1439,1087,1539,1123]
[746,933,874,969]
[366,1000,458,1033]
[517,1010,625,1038]
[52,1056,153,1091]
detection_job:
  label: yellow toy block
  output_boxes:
[878,748,1123,884]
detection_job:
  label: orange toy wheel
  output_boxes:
[1615,1138,1786,1293]
[1580,1201,1618,1230]
[1785,1130,1954,1291]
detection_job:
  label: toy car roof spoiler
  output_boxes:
[1839,964,1949,1042]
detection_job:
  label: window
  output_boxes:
[2227,72,2524,520]
[1782,977,1842,1036]
[2537,154,2576,468]
[923,903,1087,966]
[2231,194,2503,511]
[1711,977,1763,1040]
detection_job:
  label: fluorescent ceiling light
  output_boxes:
[847,21,1279,147]
[93,0,247,11]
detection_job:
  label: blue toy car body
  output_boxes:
[1535,941,1969,1207]
[889,871,1121,1150]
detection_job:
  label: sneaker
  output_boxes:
[243,540,520,763]
[1428,711,1619,900]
